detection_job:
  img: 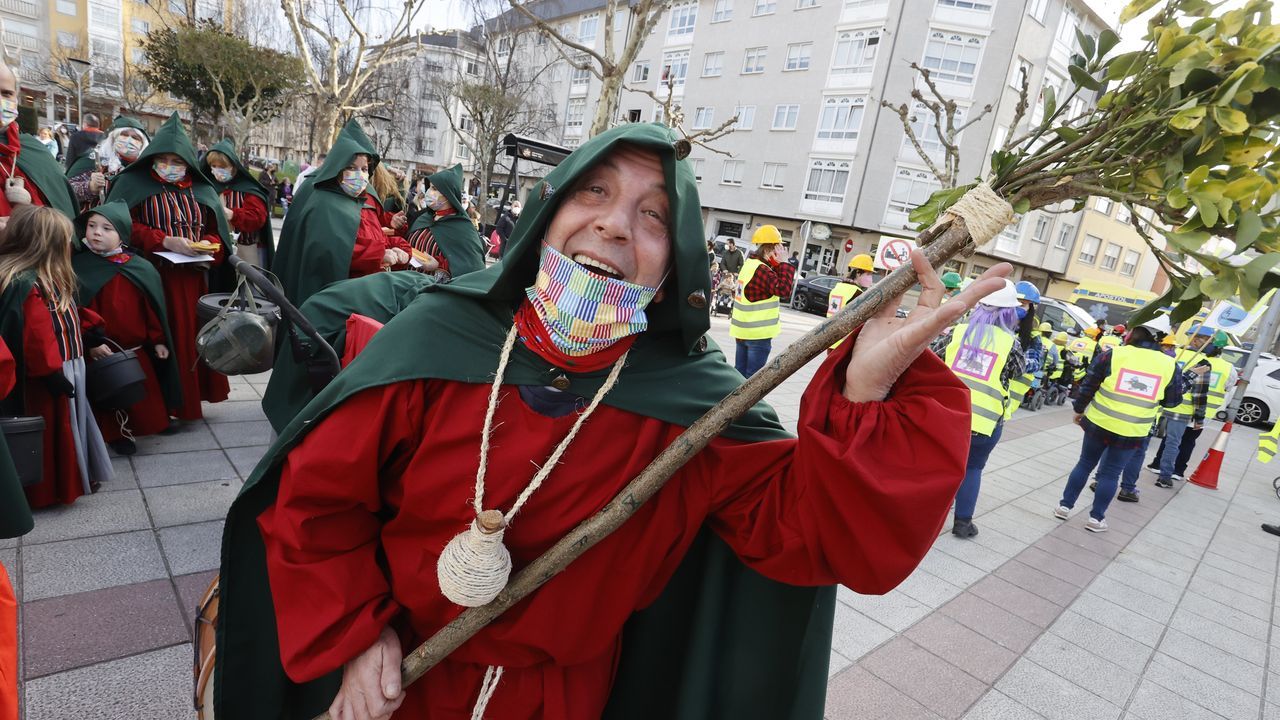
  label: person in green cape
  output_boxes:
[0,65,77,226]
[272,119,414,308]
[71,200,182,455]
[105,112,232,422]
[66,115,150,212]
[404,163,487,281]
[216,123,1010,720]
[0,333,28,720]
[200,138,276,268]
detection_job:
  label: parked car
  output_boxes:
[791,274,841,315]
[1037,296,1100,335]
[1216,348,1279,425]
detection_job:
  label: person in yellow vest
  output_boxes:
[1145,325,1233,484]
[730,225,795,377]
[1049,331,1074,394]
[1256,417,1279,465]
[1003,281,1044,417]
[1055,317,1183,532]
[930,279,1026,538]
[826,254,876,349]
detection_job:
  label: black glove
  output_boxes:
[43,373,75,398]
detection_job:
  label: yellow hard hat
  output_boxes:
[1161,334,1176,346]
[1038,321,1053,333]
[1054,331,1068,345]
[751,225,782,244]
[847,254,874,272]
[1084,327,1101,339]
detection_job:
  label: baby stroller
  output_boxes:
[712,268,736,318]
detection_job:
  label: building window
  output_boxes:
[1121,250,1140,277]
[712,0,734,22]
[922,31,983,85]
[661,50,690,85]
[754,0,776,15]
[1116,205,1132,224]
[693,106,714,129]
[57,0,77,14]
[761,162,786,189]
[497,36,512,56]
[1055,223,1075,249]
[721,159,745,185]
[884,167,940,227]
[1078,235,1101,264]
[816,96,865,140]
[1027,0,1048,21]
[785,43,812,71]
[995,215,1024,255]
[742,46,767,74]
[734,105,755,129]
[905,102,964,157]
[805,159,852,204]
[1101,243,1122,271]
[690,158,704,182]
[458,116,474,132]
[131,19,150,34]
[1031,215,1051,243]
[844,0,887,8]
[831,29,880,76]
[633,61,650,82]
[131,47,146,64]
[57,31,79,49]
[668,3,697,39]
[702,52,724,77]
[1095,196,1113,215]
[1010,58,1032,90]
[578,13,599,44]
[457,144,470,160]
[565,98,586,128]
[797,0,819,7]
[1056,7,1081,49]
[936,0,992,11]
[570,65,591,85]
[771,104,799,130]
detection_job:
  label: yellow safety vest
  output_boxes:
[1165,348,1202,422]
[1206,356,1234,415]
[1098,335,1121,353]
[944,323,1015,436]
[1047,343,1065,379]
[826,282,860,349]
[1004,337,1042,420]
[1067,337,1096,358]
[730,259,782,340]
[1084,344,1177,437]
[1258,421,1280,464]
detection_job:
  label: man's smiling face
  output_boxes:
[544,144,672,290]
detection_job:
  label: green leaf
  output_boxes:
[1105,51,1149,80]
[1075,29,1096,62]
[908,183,974,227]
[1202,273,1237,300]
[1119,0,1161,23]
[1171,296,1206,325]
[1236,211,1264,251]
[1243,253,1280,296]
[1223,137,1276,165]
[1187,165,1210,186]
[1012,198,1031,214]
[1096,29,1121,58]
[1169,105,1206,130]
[1214,61,1261,106]
[1212,106,1249,134]
[1068,65,1103,91]
[1168,188,1189,209]
[1178,276,1203,301]
[1041,86,1057,125]
[1189,192,1219,226]
[1130,288,1177,326]
[1053,126,1083,143]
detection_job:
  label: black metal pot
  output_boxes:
[86,341,148,410]
[1,415,45,487]
[197,293,281,329]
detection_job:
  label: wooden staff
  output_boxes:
[312,218,975,720]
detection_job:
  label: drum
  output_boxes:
[193,576,219,719]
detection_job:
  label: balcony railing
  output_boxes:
[0,0,39,18]
[2,31,39,52]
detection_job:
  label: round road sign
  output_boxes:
[879,239,913,270]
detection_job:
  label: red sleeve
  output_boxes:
[130,206,167,253]
[772,261,796,298]
[0,337,15,397]
[79,306,105,334]
[21,289,63,377]
[229,194,268,235]
[258,383,421,682]
[742,263,777,302]
[705,333,971,594]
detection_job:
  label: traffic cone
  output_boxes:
[1188,421,1231,490]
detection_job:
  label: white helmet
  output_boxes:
[1139,314,1172,334]
[979,279,1019,308]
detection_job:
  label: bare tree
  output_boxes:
[629,75,738,156]
[29,45,95,123]
[879,62,997,188]
[280,0,429,147]
[106,62,160,119]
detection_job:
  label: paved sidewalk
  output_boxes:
[7,307,1280,719]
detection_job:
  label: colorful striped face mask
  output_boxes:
[525,243,662,357]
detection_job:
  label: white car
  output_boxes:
[1220,351,1280,425]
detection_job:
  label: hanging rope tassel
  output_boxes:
[114,409,136,444]
[469,665,504,720]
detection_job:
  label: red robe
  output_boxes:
[18,287,86,508]
[349,195,411,277]
[83,259,172,440]
[0,337,16,720]
[224,190,268,239]
[259,343,969,719]
[0,123,48,218]
[130,178,230,420]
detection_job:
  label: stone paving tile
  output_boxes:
[22,644,192,720]
[934,535,1014,572]
[225,383,261,402]
[1098,562,1185,604]
[896,568,964,609]
[1187,576,1273,622]
[862,637,988,719]
[200,399,269,423]
[142,479,241,528]
[1,549,17,601]
[1178,591,1271,638]
[962,690,1047,720]
[1203,548,1275,575]
[828,649,853,679]
[1022,633,1139,707]
[22,489,151,545]
[1268,673,1280,708]
[98,456,139,493]
[1192,562,1274,603]
[134,424,220,455]
[158,520,224,576]
[994,660,1122,720]
[174,569,218,637]
[966,575,1062,628]
[939,593,1043,654]
[904,613,1017,684]
[1014,546,1096,588]
[966,526,1027,559]
[839,587,932,633]
[208,419,275,448]
[1157,628,1265,696]
[1030,534,1114,572]
[225,445,269,479]
[993,560,1079,608]
[830,599,895,663]
[1145,653,1261,720]
[21,578,187,679]
[1047,610,1154,669]
[1126,678,1233,720]
[1084,575,1176,624]
[916,550,988,589]
[132,449,238,487]
[1065,592,1166,647]
[825,666,944,720]
[1122,538,1201,573]
[1168,606,1268,666]
[22,531,167,601]
[1110,549,1193,587]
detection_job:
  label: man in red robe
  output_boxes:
[220,123,1009,720]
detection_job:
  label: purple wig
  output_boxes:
[958,303,1020,368]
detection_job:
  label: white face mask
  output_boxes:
[0,99,18,128]
[211,167,234,183]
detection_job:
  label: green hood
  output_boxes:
[73,200,132,247]
[426,163,466,214]
[271,120,379,306]
[200,138,276,266]
[110,115,147,135]
[65,117,151,178]
[18,134,77,219]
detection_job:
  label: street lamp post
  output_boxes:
[67,57,91,126]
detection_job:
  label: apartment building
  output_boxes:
[1049,196,1160,297]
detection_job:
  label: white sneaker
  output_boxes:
[1054,505,1071,520]
[1173,474,1185,481]
[1085,517,1108,533]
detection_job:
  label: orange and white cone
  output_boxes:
[1189,421,1231,490]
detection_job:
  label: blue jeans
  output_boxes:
[735,339,773,377]
[955,422,1003,520]
[1119,434,1152,492]
[1159,416,1191,480]
[1061,429,1141,521]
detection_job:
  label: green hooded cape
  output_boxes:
[64,115,149,179]
[271,120,380,307]
[200,138,276,268]
[70,201,183,411]
[216,123,834,720]
[18,133,77,219]
[0,271,40,539]
[406,162,486,278]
